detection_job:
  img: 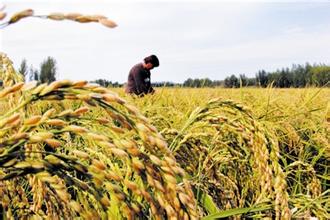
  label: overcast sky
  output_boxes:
[1,0,330,83]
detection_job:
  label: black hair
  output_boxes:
[144,55,159,67]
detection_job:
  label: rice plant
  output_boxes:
[0,53,198,219]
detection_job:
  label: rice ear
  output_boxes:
[0,12,6,21]
[98,18,117,28]
[8,9,34,24]
[65,13,83,20]
[47,13,65,21]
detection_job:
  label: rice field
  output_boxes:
[0,6,329,220]
[0,52,329,219]
[123,87,330,219]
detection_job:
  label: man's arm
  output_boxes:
[133,71,150,95]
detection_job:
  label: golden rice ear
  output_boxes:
[65,13,83,20]
[0,12,6,21]
[47,13,65,21]
[22,81,38,91]
[72,80,88,88]
[98,18,117,28]
[74,15,95,23]
[8,9,34,24]
[89,14,107,21]
[75,15,108,23]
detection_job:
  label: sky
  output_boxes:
[1,0,330,83]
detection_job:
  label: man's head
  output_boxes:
[143,55,159,70]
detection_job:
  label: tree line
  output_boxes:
[183,63,329,88]
[18,57,57,83]
[91,79,121,87]
[14,57,329,88]
[16,57,122,87]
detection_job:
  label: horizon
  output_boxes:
[1,0,330,83]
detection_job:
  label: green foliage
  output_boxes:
[18,59,28,81]
[310,65,330,86]
[92,79,121,87]
[39,56,57,83]
[183,78,222,87]
[224,75,239,88]
[201,205,273,219]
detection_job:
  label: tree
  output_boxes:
[278,68,291,88]
[93,79,112,87]
[224,75,239,88]
[28,65,39,82]
[193,78,202,87]
[247,78,256,86]
[201,78,213,87]
[18,59,28,81]
[256,70,268,87]
[310,65,330,86]
[239,74,248,86]
[39,57,57,83]
[183,78,194,87]
[292,64,306,87]
[33,70,39,81]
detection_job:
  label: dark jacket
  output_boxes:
[125,63,154,95]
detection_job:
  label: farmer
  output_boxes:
[125,55,159,96]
